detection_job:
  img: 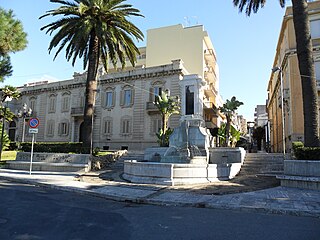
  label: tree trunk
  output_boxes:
[224,115,231,147]
[161,114,168,147]
[82,32,100,154]
[291,0,320,147]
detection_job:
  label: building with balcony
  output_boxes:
[267,1,320,153]
[8,24,223,150]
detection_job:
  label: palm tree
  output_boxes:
[219,96,243,147]
[40,0,144,153]
[233,0,319,147]
[154,90,180,147]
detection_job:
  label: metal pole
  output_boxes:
[22,116,26,142]
[280,71,286,159]
[0,106,5,161]
[29,133,35,175]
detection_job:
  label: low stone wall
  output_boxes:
[208,147,246,164]
[6,152,91,172]
[16,152,91,164]
[278,160,320,190]
[123,160,242,186]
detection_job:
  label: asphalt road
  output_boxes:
[0,180,319,240]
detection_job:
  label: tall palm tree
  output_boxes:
[40,0,144,153]
[233,0,319,147]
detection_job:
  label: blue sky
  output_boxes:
[1,0,288,121]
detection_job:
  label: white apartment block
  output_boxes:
[8,24,222,151]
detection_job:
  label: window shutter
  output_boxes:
[58,123,61,136]
[130,89,134,105]
[112,91,115,107]
[102,92,106,108]
[149,87,154,102]
[120,90,124,106]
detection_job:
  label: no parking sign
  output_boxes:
[29,118,40,128]
[28,118,40,175]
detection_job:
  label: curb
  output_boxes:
[1,175,319,219]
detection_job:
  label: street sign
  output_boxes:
[29,118,40,128]
[29,128,38,134]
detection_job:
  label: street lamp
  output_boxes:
[0,95,12,161]
[17,103,32,142]
[272,66,286,159]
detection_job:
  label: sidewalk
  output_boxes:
[0,168,319,218]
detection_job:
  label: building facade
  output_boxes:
[8,24,223,151]
[267,1,320,153]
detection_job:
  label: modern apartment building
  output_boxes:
[8,24,223,151]
[267,1,320,153]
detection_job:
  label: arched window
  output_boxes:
[61,92,71,112]
[120,85,134,107]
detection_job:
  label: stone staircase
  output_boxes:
[239,153,284,177]
[111,151,145,169]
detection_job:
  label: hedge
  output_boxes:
[20,142,88,154]
[292,141,320,160]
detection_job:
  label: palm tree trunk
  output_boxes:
[161,114,168,147]
[224,115,231,147]
[82,32,100,153]
[291,0,320,147]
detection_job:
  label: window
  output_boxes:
[120,86,134,107]
[80,96,85,108]
[29,97,36,114]
[106,91,113,108]
[151,118,162,134]
[58,122,69,136]
[48,95,56,113]
[103,118,112,135]
[311,19,320,39]
[121,117,131,134]
[61,93,70,112]
[154,86,162,101]
[47,121,55,136]
[124,89,132,106]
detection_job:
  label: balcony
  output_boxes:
[203,101,218,116]
[146,102,159,114]
[204,70,217,84]
[204,49,216,64]
[71,107,84,116]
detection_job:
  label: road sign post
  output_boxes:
[28,118,40,175]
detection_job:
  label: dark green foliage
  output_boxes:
[156,128,174,147]
[20,142,87,153]
[292,141,320,160]
[0,8,27,82]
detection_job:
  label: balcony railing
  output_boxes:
[146,102,159,113]
[71,107,84,116]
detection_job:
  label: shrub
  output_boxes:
[20,142,87,153]
[292,141,320,160]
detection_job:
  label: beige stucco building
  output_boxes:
[8,24,223,151]
[267,1,320,153]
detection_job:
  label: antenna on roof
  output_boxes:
[183,16,190,27]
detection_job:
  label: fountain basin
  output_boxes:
[123,160,242,186]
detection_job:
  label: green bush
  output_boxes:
[20,142,88,154]
[292,141,320,160]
